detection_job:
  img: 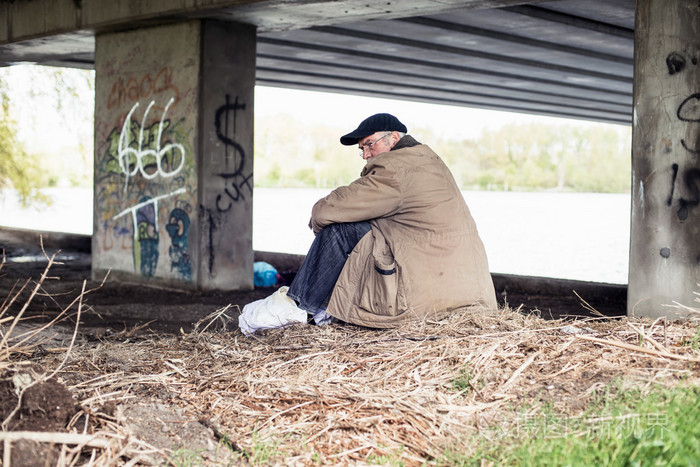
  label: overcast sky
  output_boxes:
[254,85,623,141]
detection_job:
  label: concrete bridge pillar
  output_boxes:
[92,20,256,291]
[629,0,700,318]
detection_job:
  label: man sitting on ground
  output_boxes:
[286,113,497,328]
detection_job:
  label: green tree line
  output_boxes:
[254,114,631,193]
[0,66,94,207]
[0,78,50,207]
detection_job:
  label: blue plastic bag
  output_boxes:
[253,261,278,287]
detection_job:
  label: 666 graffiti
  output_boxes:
[118,96,186,181]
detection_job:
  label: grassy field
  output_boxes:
[452,383,699,466]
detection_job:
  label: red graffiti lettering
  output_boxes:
[107,66,180,110]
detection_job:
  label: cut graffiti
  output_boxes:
[213,94,253,212]
[215,172,254,212]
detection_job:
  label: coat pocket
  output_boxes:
[359,256,403,316]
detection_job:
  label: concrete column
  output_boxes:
[197,20,256,290]
[629,0,700,318]
[93,20,256,291]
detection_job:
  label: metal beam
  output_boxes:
[257,36,632,95]
[311,25,632,83]
[257,76,632,124]
[256,53,632,105]
[504,5,634,39]
[398,16,633,64]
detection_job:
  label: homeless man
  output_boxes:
[287,113,498,328]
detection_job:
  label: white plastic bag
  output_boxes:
[238,286,307,336]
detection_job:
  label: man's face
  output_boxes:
[358,131,394,160]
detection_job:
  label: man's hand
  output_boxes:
[308,218,319,235]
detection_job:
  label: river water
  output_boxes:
[2,187,631,284]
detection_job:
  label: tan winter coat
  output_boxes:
[310,138,497,328]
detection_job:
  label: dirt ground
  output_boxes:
[0,238,273,464]
[4,236,688,466]
[0,241,272,336]
[0,235,621,338]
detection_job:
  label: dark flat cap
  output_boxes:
[340,113,408,146]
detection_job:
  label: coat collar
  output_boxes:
[391,135,421,150]
[360,135,422,177]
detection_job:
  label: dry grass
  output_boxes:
[52,306,700,464]
[0,246,163,465]
[2,250,699,465]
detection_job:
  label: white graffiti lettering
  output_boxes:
[113,188,187,234]
[118,97,186,190]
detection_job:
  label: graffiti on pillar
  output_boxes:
[112,188,186,276]
[135,198,160,277]
[100,221,132,253]
[663,51,700,222]
[214,94,253,212]
[200,206,218,275]
[666,52,691,75]
[117,98,187,194]
[107,67,180,110]
[677,93,700,154]
[166,207,193,281]
[94,26,200,284]
[95,90,195,281]
[667,163,700,221]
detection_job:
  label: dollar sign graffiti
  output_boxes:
[214,94,247,174]
[214,94,252,212]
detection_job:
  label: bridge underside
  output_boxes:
[0,0,634,125]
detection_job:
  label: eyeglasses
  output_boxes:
[358,133,390,157]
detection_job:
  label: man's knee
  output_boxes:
[317,223,343,237]
[318,222,365,239]
[316,222,371,251]
[334,221,370,234]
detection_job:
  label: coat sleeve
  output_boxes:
[309,158,402,234]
